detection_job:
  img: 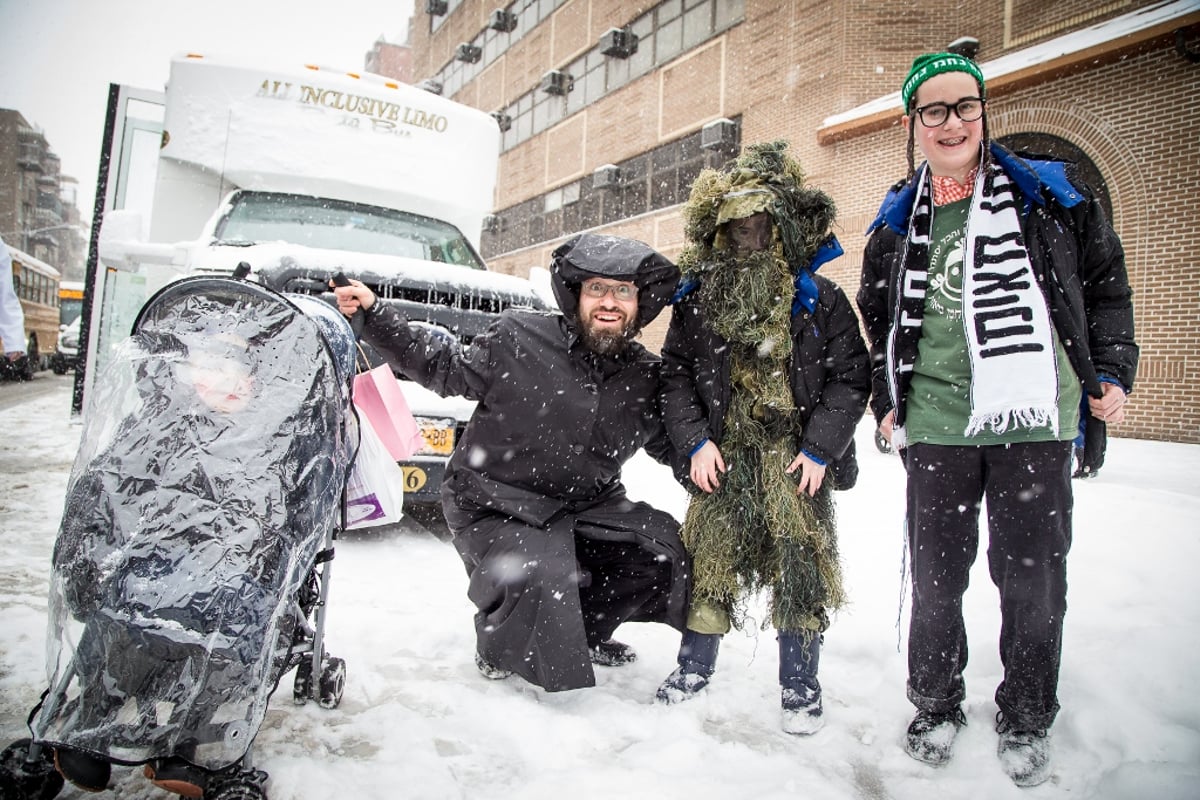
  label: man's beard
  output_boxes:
[578,311,638,355]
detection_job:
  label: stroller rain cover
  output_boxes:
[31,279,355,771]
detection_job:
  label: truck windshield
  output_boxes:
[213,191,486,269]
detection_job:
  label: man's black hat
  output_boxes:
[550,233,679,329]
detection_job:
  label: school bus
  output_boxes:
[59,280,84,326]
[3,244,61,376]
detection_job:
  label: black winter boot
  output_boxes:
[996,712,1051,787]
[589,639,638,667]
[474,652,513,680]
[905,706,967,765]
[655,630,721,704]
[779,631,823,735]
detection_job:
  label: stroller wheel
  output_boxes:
[205,767,268,800]
[0,739,65,800]
[318,657,347,709]
[53,747,110,792]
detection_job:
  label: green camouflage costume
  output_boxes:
[676,141,845,635]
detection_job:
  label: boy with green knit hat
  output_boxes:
[857,52,1137,785]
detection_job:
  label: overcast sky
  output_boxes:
[0,0,413,222]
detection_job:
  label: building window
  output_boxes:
[481,118,741,257]
[496,0,742,152]
[424,0,743,153]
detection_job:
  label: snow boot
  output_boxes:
[904,706,967,766]
[779,631,824,735]
[996,712,1051,787]
[655,630,721,704]
[474,652,513,680]
[589,639,638,667]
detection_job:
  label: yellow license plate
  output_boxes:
[400,466,428,492]
[417,419,455,455]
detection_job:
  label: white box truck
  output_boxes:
[78,53,549,513]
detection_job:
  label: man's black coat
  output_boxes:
[361,234,690,691]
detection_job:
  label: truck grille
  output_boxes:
[274,274,525,315]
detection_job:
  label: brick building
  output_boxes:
[0,108,87,280]
[402,0,1200,444]
[367,37,415,83]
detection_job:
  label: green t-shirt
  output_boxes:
[906,197,1081,446]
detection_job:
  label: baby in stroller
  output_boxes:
[3,278,356,799]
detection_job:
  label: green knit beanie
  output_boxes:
[901,52,985,111]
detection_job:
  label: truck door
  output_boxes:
[72,84,167,416]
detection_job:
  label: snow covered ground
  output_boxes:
[2,375,1198,799]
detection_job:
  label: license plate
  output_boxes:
[400,466,428,492]
[417,418,455,455]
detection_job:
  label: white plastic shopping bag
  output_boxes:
[344,412,406,530]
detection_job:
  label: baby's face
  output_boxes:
[185,353,254,414]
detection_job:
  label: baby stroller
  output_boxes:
[1,275,358,799]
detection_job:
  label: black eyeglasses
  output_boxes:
[913,97,985,127]
[581,280,638,301]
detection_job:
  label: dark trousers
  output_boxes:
[445,498,681,692]
[576,535,673,644]
[904,440,1073,730]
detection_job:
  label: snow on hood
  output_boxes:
[182,240,541,300]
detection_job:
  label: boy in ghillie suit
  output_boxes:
[655,141,870,734]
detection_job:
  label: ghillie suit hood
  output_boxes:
[676,140,846,635]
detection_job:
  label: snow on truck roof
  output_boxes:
[160,53,500,246]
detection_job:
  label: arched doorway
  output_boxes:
[996,132,1113,222]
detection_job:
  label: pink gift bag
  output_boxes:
[352,365,424,460]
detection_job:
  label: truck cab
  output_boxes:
[80,53,549,506]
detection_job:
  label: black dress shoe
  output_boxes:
[589,639,637,667]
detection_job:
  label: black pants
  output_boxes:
[576,535,673,645]
[445,497,684,692]
[905,440,1073,730]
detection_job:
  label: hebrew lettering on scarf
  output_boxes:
[887,163,1058,447]
[962,167,1058,437]
[885,179,932,450]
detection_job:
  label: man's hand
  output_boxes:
[5,351,24,362]
[879,409,896,445]
[1089,382,1128,424]
[330,278,376,318]
[690,440,726,494]
[786,451,826,497]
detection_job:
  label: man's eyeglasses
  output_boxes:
[581,280,638,301]
[913,97,984,127]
